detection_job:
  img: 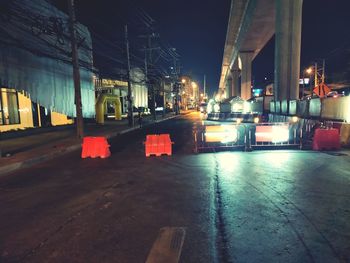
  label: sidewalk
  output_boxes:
[0,112,182,177]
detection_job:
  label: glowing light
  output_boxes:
[243,101,251,113]
[18,108,29,113]
[306,67,312,74]
[232,102,243,112]
[254,117,259,123]
[236,118,242,124]
[271,126,289,143]
[191,82,197,88]
[238,56,242,70]
[214,103,220,113]
[292,116,298,123]
[181,79,186,84]
[207,104,213,114]
[205,125,238,143]
[255,125,289,143]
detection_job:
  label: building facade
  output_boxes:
[95,68,148,118]
[0,0,95,132]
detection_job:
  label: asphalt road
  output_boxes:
[1,112,350,263]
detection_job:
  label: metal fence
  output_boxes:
[193,122,302,153]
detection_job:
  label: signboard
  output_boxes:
[299,78,310,85]
[205,125,238,143]
[101,79,128,87]
[313,83,331,98]
[255,125,289,143]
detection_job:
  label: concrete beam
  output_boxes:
[219,0,275,91]
[240,0,275,56]
[219,0,248,91]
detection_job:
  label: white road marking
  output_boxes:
[146,227,186,263]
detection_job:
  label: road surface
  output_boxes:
[1,112,349,262]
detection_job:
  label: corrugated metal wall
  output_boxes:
[0,0,95,118]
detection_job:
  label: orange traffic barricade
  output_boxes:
[159,134,172,156]
[312,128,340,151]
[144,134,173,157]
[82,136,111,158]
[145,135,158,157]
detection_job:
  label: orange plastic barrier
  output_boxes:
[312,128,340,151]
[145,134,173,157]
[332,122,342,133]
[81,136,111,158]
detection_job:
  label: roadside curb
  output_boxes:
[0,114,178,177]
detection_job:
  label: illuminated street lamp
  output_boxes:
[301,66,314,98]
[181,78,186,84]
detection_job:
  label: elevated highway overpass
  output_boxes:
[220,0,303,109]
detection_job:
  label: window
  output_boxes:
[0,88,20,125]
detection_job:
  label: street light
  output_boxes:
[181,79,186,84]
[301,66,315,98]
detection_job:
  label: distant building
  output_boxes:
[95,68,148,117]
[180,76,199,109]
[162,79,173,110]
[0,0,95,132]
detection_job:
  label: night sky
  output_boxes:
[54,0,350,95]
[253,0,350,88]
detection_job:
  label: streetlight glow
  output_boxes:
[306,67,312,74]
[181,79,186,84]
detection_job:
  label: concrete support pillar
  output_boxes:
[275,0,303,102]
[240,51,253,100]
[226,77,233,98]
[230,61,240,97]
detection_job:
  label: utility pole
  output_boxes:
[125,25,134,127]
[314,62,318,87]
[148,35,156,120]
[68,0,84,139]
[139,34,157,120]
[321,59,325,83]
[203,74,206,100]
[169,49,180,115]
